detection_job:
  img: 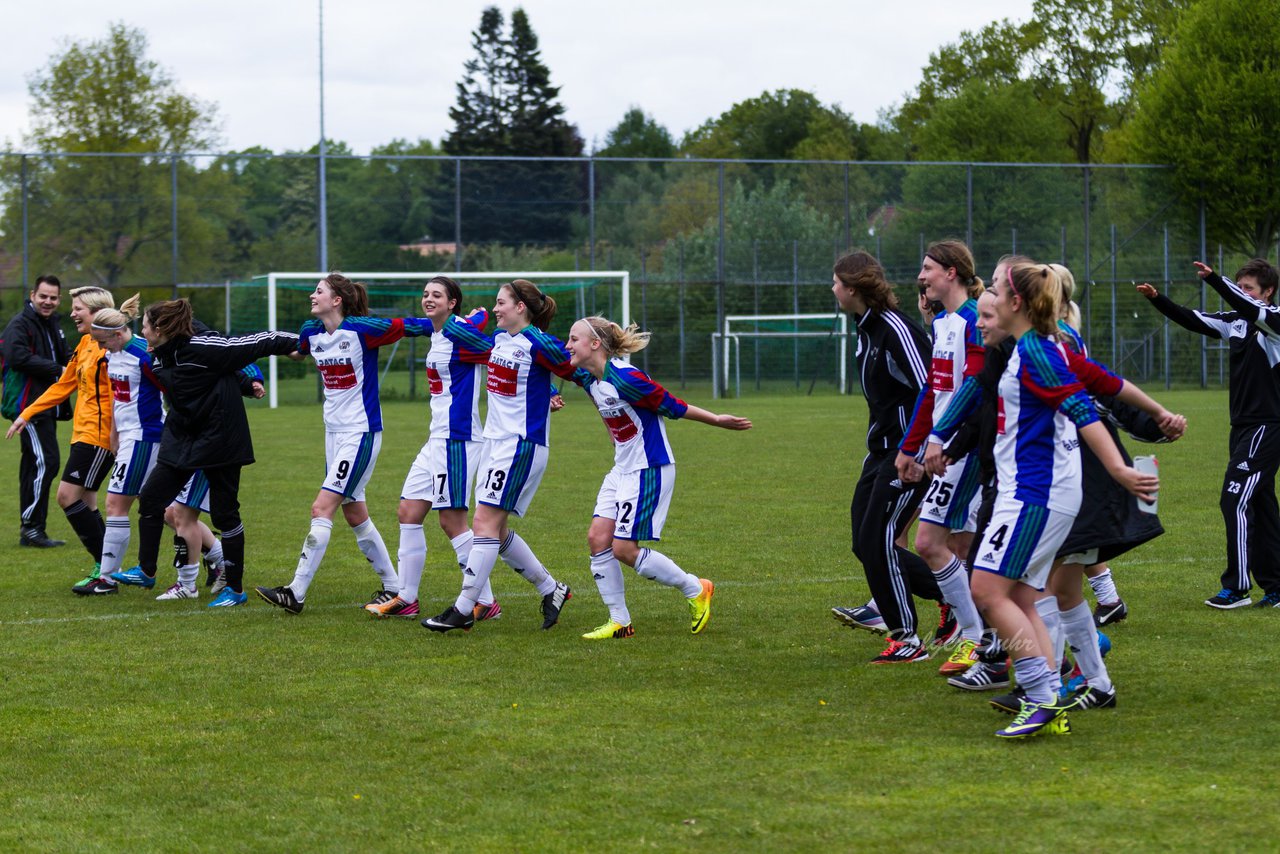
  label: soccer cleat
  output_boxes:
[989,686,1029,714]
[473,601,503,621]
[582,621,635,640]
[1070,684,1118,710]
[931,603,960,648]
[71,565,103,592]
[365,589,397,608]
[938,638,980,676]
[688,579,714,634]
[1205,587,1251,609]
[366,596,419,618]
[947,659,1011,691]
[156,583,198,601]
[204,558,224,590]
[1098,630,1112,658]
[20,527,65,548]
[830,603,887,634]
[73,577,118,596]
[541,582,573,630]
[1093,598,1128,627]
[1254,591,1280,608]
[110,566,157,589]
[208,588,248,608]
[995,700,1071,739]
[422,605,475,633]
[209,570,228,597]
[255,585,304,614]
[869,638,930,663]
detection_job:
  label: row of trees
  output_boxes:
[1,0,1277,291]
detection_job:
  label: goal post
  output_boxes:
[712,312,850,398]
[256,271,630,408]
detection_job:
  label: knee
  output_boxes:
[612,540,640,566]
[341,502,368,527]
[397,500,426,525]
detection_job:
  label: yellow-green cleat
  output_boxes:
[582,621,634,640]
[688,579,714,634]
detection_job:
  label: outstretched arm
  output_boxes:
[1078,421,1159,502]
[1194,261,1280,337]
[1137,282,1230,339]
[681,404,752,430]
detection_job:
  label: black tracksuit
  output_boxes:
[849,307,942,641]
[1,302,70,535]
[1145,273,1280,595]
[137,327,298,592]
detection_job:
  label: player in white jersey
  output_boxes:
[929,262,1159,738]
[423,279,578,633]
[366,276,504,620]
[563,316,751,639]
[256,273,430,615]
[894,240,989,674]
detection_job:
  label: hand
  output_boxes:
[1193,261,1213,280]
[5,417,28,439]
[1114,465,1159,503]
[1156,411,1186,441]
[251,381,266,399]
[549,394,565,412]
[287,350,305,361]
[1136,283,1158,298]
[922,442,948,478]
[895,450,924,483]
[714,413,752,430]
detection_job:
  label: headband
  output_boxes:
[91,321,127,331]
[1007,265,1021,300]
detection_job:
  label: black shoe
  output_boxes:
[422,605,474,633]
[1070,684,1118,710]
[20,528,65,548]
[540,582,572,629]
[255,585,304,614]
[73,577,118,596]
[1093,599,1128,627]
[989,686,1028,714]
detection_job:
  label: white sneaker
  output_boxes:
[156,582,198,601]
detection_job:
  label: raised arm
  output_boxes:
[1195,261,1280,337]
[1136,282,1230,339]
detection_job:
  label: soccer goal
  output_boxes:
[711,312,851,398]
[254,271,631,408]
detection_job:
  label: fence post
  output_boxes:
[171,155,180,298]
[20,155,28,289]
[844,163,852,250]
[966,163,974,248]
[1083,166,1092,349]
[1199,197,1207,388]
[793,239,800,389]
[1110,223,1117,367]
[453,159,462,272]
[753,241,760,390]
[1163,224,1170,389]
[588,158,596,271]
[717,163,726,359]
[678,238,686,388]
[640,249,648,372]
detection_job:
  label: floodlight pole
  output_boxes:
[317,0,329,271]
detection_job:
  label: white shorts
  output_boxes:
[175,471,211,513]
[401,438,481,510]
[593,464,675,542]
[918,453,984,532]
[971,497,1075,590]
[474,437,548,518]
[323,431,383,504]
[107,437,159,497]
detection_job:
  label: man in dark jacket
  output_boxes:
[1,275,70,547]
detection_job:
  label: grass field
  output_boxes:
[2,387,1278,852]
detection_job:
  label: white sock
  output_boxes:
[590,549,630,625]
[1061,601,1112,692]
[289,517,333,600]
[205,540,224,567]
[499,531,556,596]
[1012,656,1055,704]
[353,518,398,591]
[102,516,132,575]
[452,530,494,606]
[935,557,983,642]
[397,523,426,603]
[1088,568,1120,605]
[635,547,701,598]
[177,563,199,590]
[454,536,500,613]
[1035,595,1066,672]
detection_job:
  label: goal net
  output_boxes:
[713,312,851,398]
[248,271,631,407]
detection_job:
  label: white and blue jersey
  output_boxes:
[483,326,577,446]
[107,336,164,443]
[426,310,491,441]
[298,316,432,433]
[901,300,984,454]
[580,358,688,473]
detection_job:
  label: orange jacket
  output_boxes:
[20,334,112,449]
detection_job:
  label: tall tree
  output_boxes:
[682,89,872,161]
[1124,0,1280,255]
[596,107,675,159]
[1,23,222,286]
[445,7,510,156]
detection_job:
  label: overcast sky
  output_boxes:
[6,0,1034,155]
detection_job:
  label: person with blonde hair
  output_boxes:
[7,286,116,592]
[564,315,750,638]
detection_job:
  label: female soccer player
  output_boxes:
[929,263,1158,738]
[827,251,945,661]
[422,279,578,633]
[255,273,431,614]
[366,276,504,620]
[7,286,116,593]
[563,315,750,639]
[134,298,300,607]
[894,240,988,673]
[1138,259,1280,609]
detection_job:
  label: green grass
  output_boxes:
[2,389,1279,851]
